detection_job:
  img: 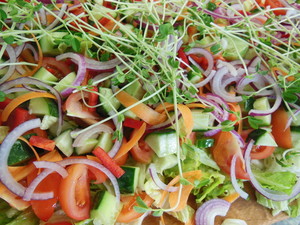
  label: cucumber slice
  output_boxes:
[145,130,178,157]
[96,132,113,152]
[48,119,77,137]
[253,97,271,126]
[117,166,140,194]
[28,97,58,117]
[97,87,120,116]
[248,129,277,146]
[33,67,58,84]
[124,80,145,100]
[75,138,98,155]
[40,32,68,55]
[40,115,58,130]
[54,72,76,92]
[191,109,212,131]
[291,131,300,149]
[90,191,122,225]
[54,129,74,156]
[222,36,249,61]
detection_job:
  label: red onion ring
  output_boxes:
[85,57,122,71]
[194,70,216,88]
[56,53,87,97]
[245,140,300,201]
[0,119,53,200]
[206,93,230,121]
[148,164,178,192]
[0,77,63,134]
[186,48,214,76]
[249,76,282,116]
[23,161,68,201]
[33,161,68,178]
[230,154,249,199]
[73,124,113,147]
[107,111,123,158]
[211,67,243,103]
[195,199,231,225]
[285,109,300,130]
[46,4,68,30]
[0,44,16,83]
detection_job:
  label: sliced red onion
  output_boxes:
[46,4,68,30]
[217,60,239,77]
[85,57,122,71]
[107,111,123,158]
[285,109,300,130]
[245,140,300,201]
[186,48,214,76]
[226,4,243,18]
[22,84,47,93]
[33,161,68,178]
[14,43,25,58]
[58,158,120,202]
[56,53,86,97]
[23,161,68,201]
[204,128,221,137]
[195,199,231,225]
[38,7,47,26]
[202,8,242,20]
[249,76,282,116]
[211,67,243,103]
[149,164,178,192]
[3,87,28,94]
[230,130,245,148]
[73,124,113,147]
[230,154,249,199]
[194,70,216,88]
[23,43,39,62]
[0,77,63,134]
[0,44,16,83]
[206,93,230,121]
[0,119,52,200]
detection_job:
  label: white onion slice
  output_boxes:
[149,164,178,192]
[33,161,68,178]
[0,119,52,200]
[245,140,300,201]
[195,199,231,225]
[230,154,249,199]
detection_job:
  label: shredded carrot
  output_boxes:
[159,170,202,211]
[272,67,294,82]
[222,191,240,203]
[187,25,197,43]
[22,27,43,77]
[0,188,30,210]
[177,104,194,136]
[114,122,147,160]
[1,92,56,122]
[20,49,35,64]
[155,102,175,113]
[18,136,41,162]
[115,90,166,125]
[185,103,206,109]
[160,214,166,225]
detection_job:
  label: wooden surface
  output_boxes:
[143,183,289,225]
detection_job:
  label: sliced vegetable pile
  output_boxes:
[0,0,300,224]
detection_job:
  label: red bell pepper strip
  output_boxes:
[189,54,209,70]
[92,147,125,178]
[123,118,145,129]
[0,98,12,110]
[29,136,56,151]
[88,86,99,113]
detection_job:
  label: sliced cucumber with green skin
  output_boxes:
[253,97,271,126]
[90,191,122,225]
[54,129,73,156]
[97,87,120,116]
[247,129,277,146]
[54,72,76,92]
[124,80,145,100]
[222,36,249,61]
[191,109,212,131]
[39,32,68,55]
[75,138,98,155]
[145,129,178,157]
[96,132,113,152]
[6,209,39,225]
[40,115,58,130]
[33,67,58,84]
[117,166,140,194]
[48,119,77,137]
[28,97,58,117]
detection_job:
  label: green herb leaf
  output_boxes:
[152,210,163,217]
[133,206,148,213]
[248,116,265,129]
[136,196,149,208]
[180,177,192,185]
[196,138,215,148]
[0,91,6,102]
[3,36,14,44]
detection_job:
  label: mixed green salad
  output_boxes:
[0,0,300,224]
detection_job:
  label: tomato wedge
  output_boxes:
[265,0,287,15]
[210,131,249,180]
[250,145,276,159]
[117,192,153,223]
[27,170,62,221]
[42,57,72,79]
[58,164,90,221]
[130,140,154,164]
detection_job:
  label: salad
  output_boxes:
[0,0,300,224]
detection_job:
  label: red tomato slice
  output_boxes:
[250,145,276,159]
[265,0,287,15]
[42,57,72,79]
[64,92,100,120]
[44,222,72,225]
[27,170,62,222]
[130,140,154,164]
[117,192,153,223]
[271,107,292,149]
[59,164,90,221]
[210,131,249,180]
